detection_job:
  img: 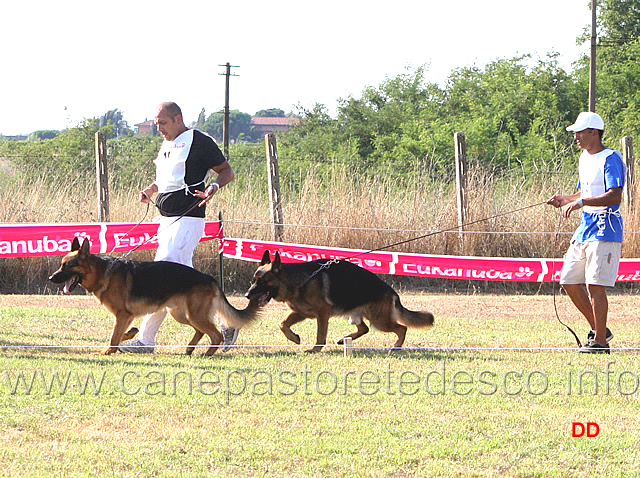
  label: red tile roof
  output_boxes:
[250,117,300,126]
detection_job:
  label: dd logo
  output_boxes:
[572,422,600,437]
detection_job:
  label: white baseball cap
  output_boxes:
[566,112,605,132]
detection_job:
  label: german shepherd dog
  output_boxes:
[246,250,434,352]
[49,237,260,355]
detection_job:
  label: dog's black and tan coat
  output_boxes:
[246,250,434,352]
[49,237,260,355]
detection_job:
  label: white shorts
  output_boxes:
[154,216,205,268]
[559,241,621,287]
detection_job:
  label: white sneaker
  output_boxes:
[118,338,155,354]
[221,327,239,353]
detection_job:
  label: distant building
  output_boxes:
[134,120,157,136]
[2,135,29,141]
[250,117,300,135]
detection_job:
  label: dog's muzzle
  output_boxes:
[245,287,272,306]
[49,271,81,295]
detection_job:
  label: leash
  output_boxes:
[106,192,203,269]
[349,201,549,260]
[108,200,151,254]
[303,200,547,281]
[551,214,583,348]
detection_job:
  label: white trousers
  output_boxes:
[137,216,205,345]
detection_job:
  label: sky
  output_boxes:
[2,0,593,136]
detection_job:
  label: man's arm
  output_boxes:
[580,187,622,208]
[549,187,623,220]
[193,161,235,206]
[210,161,234,188]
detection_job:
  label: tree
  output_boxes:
[194,108,206,130]
[96,109,131,138]
[599,0,640,41]
[281,60,582,180]
[280,103,347,164]
[581,0,640,139]
[254,108,286,117]
[202,110,257,143]
[0,119,101,182]
[28,130,60,141]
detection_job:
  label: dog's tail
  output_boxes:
[395,297,434,328]
[214,288,263,329]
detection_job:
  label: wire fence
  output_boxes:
[1,343,638,354]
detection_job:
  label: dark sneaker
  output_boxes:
[118,338,155,354]
[586,328,614,344]
[579,342,610,354]
[221,327,239,353]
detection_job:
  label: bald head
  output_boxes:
[157,102,182,120]
[154,102,187,141]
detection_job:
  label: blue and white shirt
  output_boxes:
[572,148,626,243]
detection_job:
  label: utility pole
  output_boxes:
[588,0,597,112]
[218,62,239,158]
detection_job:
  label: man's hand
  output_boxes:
[547,193,582,218]
[139,185,157,204]
[194,183,219,207]
[561,200,582,219]
[547,194,569,208]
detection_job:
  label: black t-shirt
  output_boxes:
[155,129,227,218]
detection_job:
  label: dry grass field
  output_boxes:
[3,162,640,295]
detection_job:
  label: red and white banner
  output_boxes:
[3,223,640,282]
[221,238,640,283]
[0,222,223,258]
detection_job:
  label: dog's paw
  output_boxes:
[123,327,139,341]
[281,328,301,344]
[102,347,118,355]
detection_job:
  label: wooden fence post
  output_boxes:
[95,131,109,222]
[454,132,468,241]
[622,136,635,215]
[265,133,284,242]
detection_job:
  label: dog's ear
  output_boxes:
[79,238,91,256]
[71,236,81,251]
[260,249,271,266]
[272,251,282,271]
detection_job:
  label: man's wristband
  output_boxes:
[209,182,220,191]
[576,198,584,207]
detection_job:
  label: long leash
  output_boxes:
[308,201,549,279]
[108,201,151,254]
[106,193,203,269]
[551,215,583,348]
[350,201,548,260]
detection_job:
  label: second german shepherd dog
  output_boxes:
[246,250,434,352]
[49,237,260,355]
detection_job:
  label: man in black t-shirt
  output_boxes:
[119,102,239,353]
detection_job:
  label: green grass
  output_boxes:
[1,294,639,477]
